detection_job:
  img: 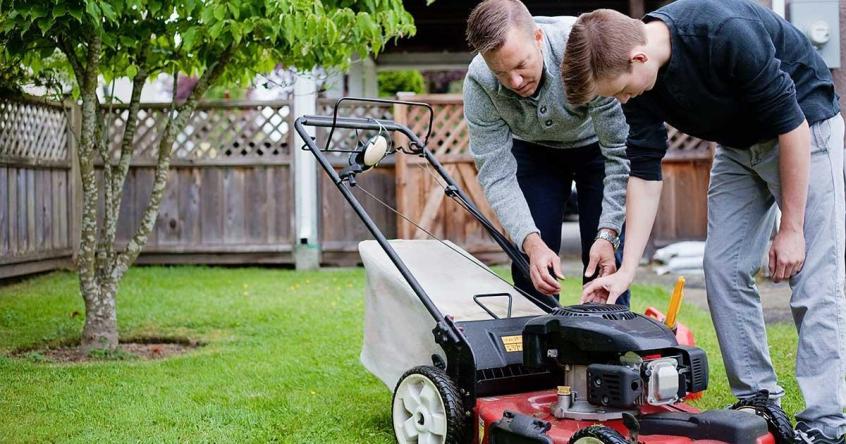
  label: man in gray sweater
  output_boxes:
[464,0,631,303]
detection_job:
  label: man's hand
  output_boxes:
[769,228,805,283]
[580,268,634,304]
[585,231,618,279]
[523,233,563,295]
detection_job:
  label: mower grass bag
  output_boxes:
[358,239,545,389]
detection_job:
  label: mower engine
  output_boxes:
[522,304,708,421]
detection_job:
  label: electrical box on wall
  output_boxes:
[788,0,841,68]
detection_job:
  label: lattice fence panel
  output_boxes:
[405,101,467,156]
[104,101,293,163]
[0,99,69,163]
[666,125,715,159]
[315,99,393,162]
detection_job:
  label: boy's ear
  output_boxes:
[534,27,543,44]
[630,51,649,64]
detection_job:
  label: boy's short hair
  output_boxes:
[466,0,535,54]
[562,9,647,105]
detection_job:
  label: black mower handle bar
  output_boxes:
[323,97,434,153]
[294,114,557,334]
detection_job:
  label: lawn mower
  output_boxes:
[294,98,794,444]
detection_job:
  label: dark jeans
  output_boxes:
[510,139,631,306]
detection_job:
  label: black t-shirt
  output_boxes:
[625,0,840,180]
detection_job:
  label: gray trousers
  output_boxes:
[704,114,846,437]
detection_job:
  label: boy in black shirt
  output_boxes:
[564,0,846,441]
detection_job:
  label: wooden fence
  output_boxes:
[653,127,715,246]
[394,95,507,264]
[315,98,397,265]
[1,94,713,276]
[0,97,77,278]
[100,100,296,264]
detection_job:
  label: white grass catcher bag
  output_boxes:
[358,239,545,390]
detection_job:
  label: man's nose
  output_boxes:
[509,72,523,88]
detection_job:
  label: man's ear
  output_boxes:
[534,27,543,45]
[630,50,649,64]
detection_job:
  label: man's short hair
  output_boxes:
[562,9,646,105]
[466,0,535,54]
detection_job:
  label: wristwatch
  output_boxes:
[595,230,621,250]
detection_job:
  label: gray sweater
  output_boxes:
[463,16,630,250]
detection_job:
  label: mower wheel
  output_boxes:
[392,365,464,444]
[730,391,794,444]
[569,425,628,444]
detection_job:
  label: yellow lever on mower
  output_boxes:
[665,276,685,330]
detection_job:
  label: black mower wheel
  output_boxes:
[730,391,795,444]
[569,425,629,444]
[392,365,464,444]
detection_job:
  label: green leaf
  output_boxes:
[53,4,67,18]
[68,6,83,22]
[209,21,224,39]
[127,64,138,78]
[84,2,100,20]
[213,4,226,21]
[37,18,53,35]
[30,5,48,19]
[201,6,214,23]
[181,28,198,51]
[231,23,242,45]
[227,3,240,20]
[100,3,117,21]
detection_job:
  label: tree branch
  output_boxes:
[113,44,238,278]
[56,36,85,90]
[76,32,103,295]
[106,48,150,266]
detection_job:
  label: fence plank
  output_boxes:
[156,169,181,244]
[200,167,224,244]
[178,168,202,246]
[0,257,72,280]
[0,167,6,256]
[245,166,268,243]
[276,167,293,244]
[265,167,277,243]
[223,167,246,242]
[51,170,60,249]
[133,167,157,245]
[57,170,68,249]
[115,170,134,242]
[39,170,50,250]
[16,169,27,253]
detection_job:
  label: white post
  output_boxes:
[293,73,320,270]
[347,56,378,97]
[348,57,364,96]
[324,71,344,98]
[363,57,378,98]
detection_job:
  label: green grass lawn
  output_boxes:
[0,266,801,443]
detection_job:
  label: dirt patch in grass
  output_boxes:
[11,337,203,363]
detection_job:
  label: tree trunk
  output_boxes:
[80,282,118,352]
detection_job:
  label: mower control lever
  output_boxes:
[472,292,514,319]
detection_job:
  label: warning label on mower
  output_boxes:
[500,335,523,352]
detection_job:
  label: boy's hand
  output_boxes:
[769,228,805,283]
[581,269,634,304]
[523,233,563,295]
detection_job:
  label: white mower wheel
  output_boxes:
[392,366,464,444]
